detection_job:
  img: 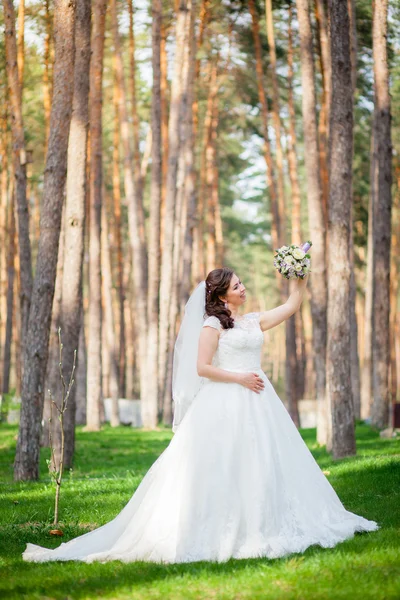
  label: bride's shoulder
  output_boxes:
[203,315,222,332]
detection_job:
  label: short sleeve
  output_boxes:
[203,315,222,332]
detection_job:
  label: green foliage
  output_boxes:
[0,424,399,599]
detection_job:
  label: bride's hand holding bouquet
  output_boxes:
[273,241,312,280]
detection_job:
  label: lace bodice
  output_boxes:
[203,313,264,372]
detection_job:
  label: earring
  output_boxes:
[224,302,228,309]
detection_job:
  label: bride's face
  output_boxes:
[223,274,246,308]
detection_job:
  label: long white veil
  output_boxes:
[172,281,206,433]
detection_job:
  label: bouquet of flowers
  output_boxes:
[273,241,312,280]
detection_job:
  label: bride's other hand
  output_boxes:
[237,372,265,393]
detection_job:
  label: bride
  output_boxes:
[23,267,378,564]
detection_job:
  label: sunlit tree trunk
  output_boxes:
[389,179,399,411]
[158,0,189,418]
[102,197,120,427]
[180,0,197,304]
[42,207,65,448]
[265,0,286,240]
[75,310,87,425]
[315,0,331,225]
[86,0,107,432]
[3,0,33,346]
[147,0,162,424]
[56,0,91,467]
[163,0,196,423]
[112,78,125,398]
[17,0,24,88]
[296,0,328,446]
[348,0,361,420]
[110,0,149,423]
[249,0,279,251]
[327,0,356,459]
[2,190,16,395]
[43,0,52,149]
[14,0,76,481]
[370,0,392,429]
[128,0,146,266]
[361,162,374,419]
[0,115,9,390]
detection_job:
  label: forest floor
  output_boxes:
[0,422,399,600]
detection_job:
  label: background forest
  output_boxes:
[0,0,399,481]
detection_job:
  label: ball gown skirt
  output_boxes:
[22,313,379,564]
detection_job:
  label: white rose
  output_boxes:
[292,248,306,260]
[284,256,295,265]
[295,264,302,272]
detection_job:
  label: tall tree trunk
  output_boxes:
[14,0,76,481]
[348,3,361,420]
[112,79,126,398]
[55,0,91,467]
[0,114,9,391]
[42,206,65,448]
[128,0,146,256]
[361,169,374,419]
[2,189,16,394]
[249,0,279,251]
[370,0,392,429]
[389,180,399,411]
[158,0,189,419]
[146,0,163,426]
[265,0,299,425]
[180,0,197,305]
[327,0,356,459]
[3,0,33,347]
[265,0,286,240]
[102,197,120,427]
[75,310,87,425]
[17,0,24,88]
[162,0,196,423]
[86,0,107,432]
[43,0,52,150]
[296,0,328,446]
[110,0,149,424]
[315,0,331,226]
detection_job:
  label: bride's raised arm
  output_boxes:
[259,275,309,332]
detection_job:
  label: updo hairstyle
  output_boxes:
[205,267,235,330]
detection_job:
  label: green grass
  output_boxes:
[0,422,399,600]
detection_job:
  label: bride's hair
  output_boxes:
[205,267,235,330]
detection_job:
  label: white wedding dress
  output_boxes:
[23,312,378,564]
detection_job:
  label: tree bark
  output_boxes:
[57,0,91,467]
[158,0,189,420]
[102,197,120,427]
[370,0,392,429]
[17,0,24,88]
[296,0,328,446]
[86,0,107,432]
[2,189,16,395]
[112,78,126,398]
[326,0,356,459]
[315,0,331,226]
[43,0,52,150]
[249,0,279,251]
[361,164,374,419]
[3,0,33,347]
[110,0,149,424]
[146,0,163,426]
[14,0,76,481]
